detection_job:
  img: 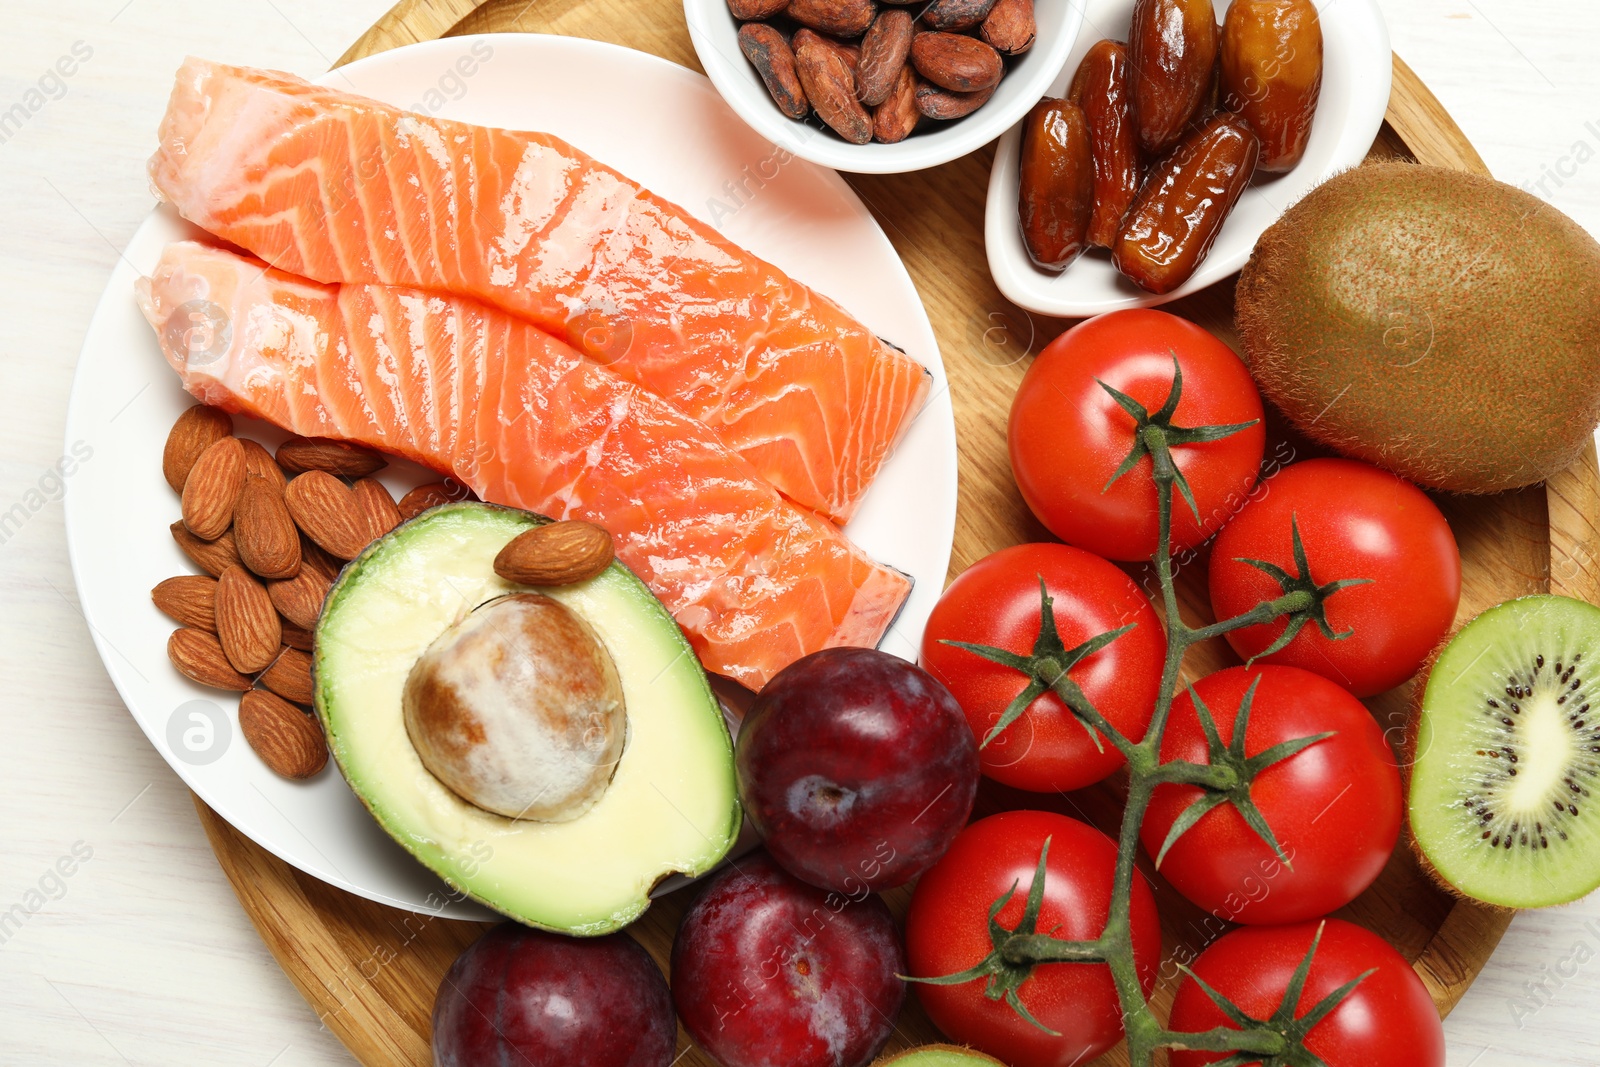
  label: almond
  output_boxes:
[258,647,315,706]
[796,40,873,145]
[301,537,344,581]
[980,0,1035,54]
[181,436,246,540]
[923,0,998,32]
[163,406,232,494]
[397,481,475,520]
[239,690,327,779]
[171,521,242,577]
[494,520,615,586]
[285,471,371,560]
[787,0,875,37]
[857,9,914,106]
[280,623,315,652]
[168,628,252,691]
[235,474,302,580]
[216,565,282,673]
[911,31,1004,93]
[352,478,401,542]
[239,438,289,491]
[152,575,218,632]
[268,564,333,631]
[276,436,387,478]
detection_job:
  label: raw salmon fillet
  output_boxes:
[136,241,910,690]
[148,58,931,523]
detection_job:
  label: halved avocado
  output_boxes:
[314,502,740,935]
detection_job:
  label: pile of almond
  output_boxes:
[734,0,1035,144]
[155,405,472,779]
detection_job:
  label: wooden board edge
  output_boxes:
[1547,440,1600,606]
[200,3,1592,1048]
[1412,442,1600,1016]
[192,795,440,1065]
[1385,54,1491,177]
[334,0,483,67]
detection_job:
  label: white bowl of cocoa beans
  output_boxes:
[686,0,1086,174]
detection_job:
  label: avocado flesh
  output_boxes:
[315,503,740,935]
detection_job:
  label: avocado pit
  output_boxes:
[402,592,626,821]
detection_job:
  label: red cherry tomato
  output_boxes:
[1008,309,1266,562]
[906,811,1162,1067]
[1208,458,1461,696]
[1168,919,1445,1067]
[921,543,1165,792]
[1140,665,1402,925]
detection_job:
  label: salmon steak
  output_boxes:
[148,58,931,524]
[136,241,911,690]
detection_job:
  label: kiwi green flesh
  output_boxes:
[1410,595,1600,907]
[874,1047,1006,1066]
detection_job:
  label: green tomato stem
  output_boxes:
[998,934,1109,966]
[918,402,1372,1065]
[1105,435,1311,1065]
[1159,1025,1292,1055]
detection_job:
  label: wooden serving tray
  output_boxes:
[190,3,1600,1064]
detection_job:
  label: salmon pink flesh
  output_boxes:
[148,58,932,524]
[136,241,913,691]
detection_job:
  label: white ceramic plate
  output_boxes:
[985,0,1391,317]
[685,0,1087,174]
[63,35,956,919]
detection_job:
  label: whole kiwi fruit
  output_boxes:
[1236,162,1600,493]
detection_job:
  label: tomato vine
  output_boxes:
[912,366,1370,1065]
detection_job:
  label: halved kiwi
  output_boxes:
[873,1047,1005,1067]
[1409,595,1600,908]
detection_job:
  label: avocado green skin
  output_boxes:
[1236,162,1600,493]
[313,501,741,935]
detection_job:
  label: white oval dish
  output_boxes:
[985,0,1391,317]
[63,34,956,919]
[685,0,1087,174]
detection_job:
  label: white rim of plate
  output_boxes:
[62,33,956,918]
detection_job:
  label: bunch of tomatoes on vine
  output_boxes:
[614,308,1464,1067]
[902,309,1459,1066]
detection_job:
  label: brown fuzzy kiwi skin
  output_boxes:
[1235,161,1600,494]
[873,1047,1007,1065]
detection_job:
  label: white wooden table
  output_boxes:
[1,2,1596,1064]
